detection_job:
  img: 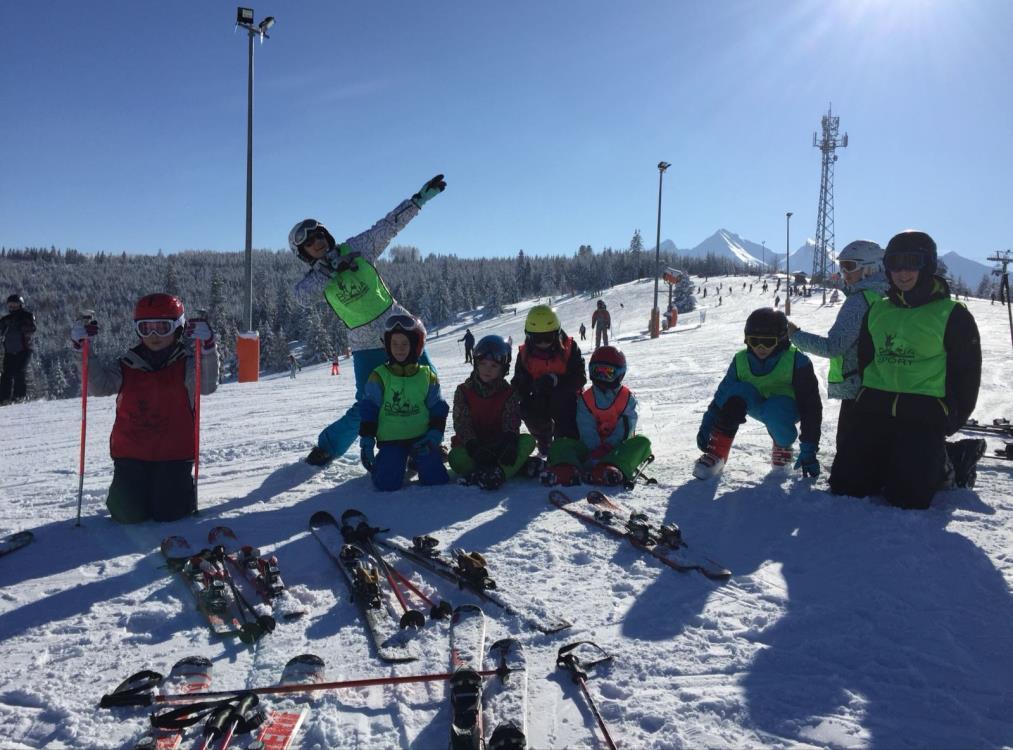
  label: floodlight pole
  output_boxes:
[785,212,793,316]
[760,241,765,281]
[650,161,671,339]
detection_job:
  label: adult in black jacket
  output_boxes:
[0,294,36,404]
[829,230,981,509]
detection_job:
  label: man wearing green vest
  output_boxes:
[694,308,823,480]
[829,230,982,509]
[788,240,888,448]
[358,314,450,492]
[290,175,446,467]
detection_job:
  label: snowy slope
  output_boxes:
[2,277,1013,749]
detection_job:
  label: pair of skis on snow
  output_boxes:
[108,653,324,750]
[161,527,305,643]
[309,509,572,663]
[961,419,1013,462]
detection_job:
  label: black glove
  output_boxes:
[534,374,558,397]
[412,174,446,208]
[498,433,520,467]
[465,439,497,467]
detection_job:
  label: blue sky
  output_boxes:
[2,0,1010,263]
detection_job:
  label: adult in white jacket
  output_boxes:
[290,175,446,466]
[788,240,888,447]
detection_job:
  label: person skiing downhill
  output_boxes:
[449,335,536,490]
[788,240,888,447]
[358,314,449,492]
[540,346,652,487]
[694,308,822,480]
[0,294,36,404]
[829,230,982,509]
[290,175,445,467]
[69,294,218,523]
[511,305,586,456]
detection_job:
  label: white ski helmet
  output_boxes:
[837,240,884,278]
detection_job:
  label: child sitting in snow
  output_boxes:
[694,307,822,480]
[510,305,586,456]
[70,294,218,523]
[448,335,536,490]
[358,314,450,492]
[540,346,652,487]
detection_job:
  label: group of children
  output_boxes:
[73,172,977,523]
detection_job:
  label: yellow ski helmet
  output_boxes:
[525,305,560,333]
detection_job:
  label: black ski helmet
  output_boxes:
[744,308,789,352]
[884,229,937,277]
[7,294,24,306]
[472,335,512,376]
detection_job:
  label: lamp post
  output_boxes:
[785,212,793,316]
[235,7,274,382]
[760,240,765,281]
[650,161,671,339]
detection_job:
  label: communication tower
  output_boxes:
[812,104,848,297]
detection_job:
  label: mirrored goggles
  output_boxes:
[136,317,183,337]
[838,259,861,273]
[292,220,321,249]
[526,330,558,346]
[591,363,618,381]
[745,335,779,349]
[884,252,927,272]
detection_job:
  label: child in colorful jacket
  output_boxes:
[694,307,822,480]
[540,346,652,486]
[449,335,536,490]
[69,294,219,523]
[510,305,586,456]
[358,314,449,492]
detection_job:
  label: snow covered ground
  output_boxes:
[1,275,1012,749]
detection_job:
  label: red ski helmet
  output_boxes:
[589,346,627,388]
[383,314,426,364]
[134,293,185,321]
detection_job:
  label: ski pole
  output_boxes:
[557,641,617,750]
[75,310,95,527]
[191,308,207,516]
[100,667,513,708]
[387,562,453,620]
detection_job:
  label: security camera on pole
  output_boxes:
[234,7,275,382]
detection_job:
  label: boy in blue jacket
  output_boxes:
[358,315,449,492]
[694,308,822,480]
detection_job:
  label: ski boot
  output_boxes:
[521,455,545,478]
[771,442,793,469]
[946,438,987,489]
[540,463,581,487]
[305,446,333,466]
[586,463,625,487]
[693,429,734,480]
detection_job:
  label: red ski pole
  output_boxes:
[75,310,95,527]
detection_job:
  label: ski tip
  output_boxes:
[340,508,366,522]
[207,526,237,544]
[451,603,484,620]
[308,510,337,528]
[547,489,573,504]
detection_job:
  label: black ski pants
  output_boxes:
[521,393,579,453]
[0,350,31,403]
[829,412,946,509]
[106,458,196,524]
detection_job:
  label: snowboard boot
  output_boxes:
[305,446,333,466]
[771,442,794,469]
[946,438,987,489]
[475,466,507,491]
[587,463,625,486]
[693,429,734,480]
[540,463,581,487]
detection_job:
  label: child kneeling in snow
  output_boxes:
[358,314,449,492]
[694,308,822,480]
[70,294,218,523]
[540,346,652,487]
[448,335,536,490]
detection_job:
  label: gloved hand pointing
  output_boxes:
[412,174,446,208]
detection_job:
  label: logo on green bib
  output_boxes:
[877,333,917,367]
[329,274,371,306]
[384,385,421,419]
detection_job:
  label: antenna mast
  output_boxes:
[812,104,848,303]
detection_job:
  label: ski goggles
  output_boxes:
[745,335,780,349]
[135,317,184,337]
[590,363,619,381]
[291,219,322,249]
[384,314,419,334]
[526,330,558,346]
[884,252,927,272]
[475,351,509,366]
[838,259,861,273]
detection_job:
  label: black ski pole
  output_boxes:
[556,641,617,750]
